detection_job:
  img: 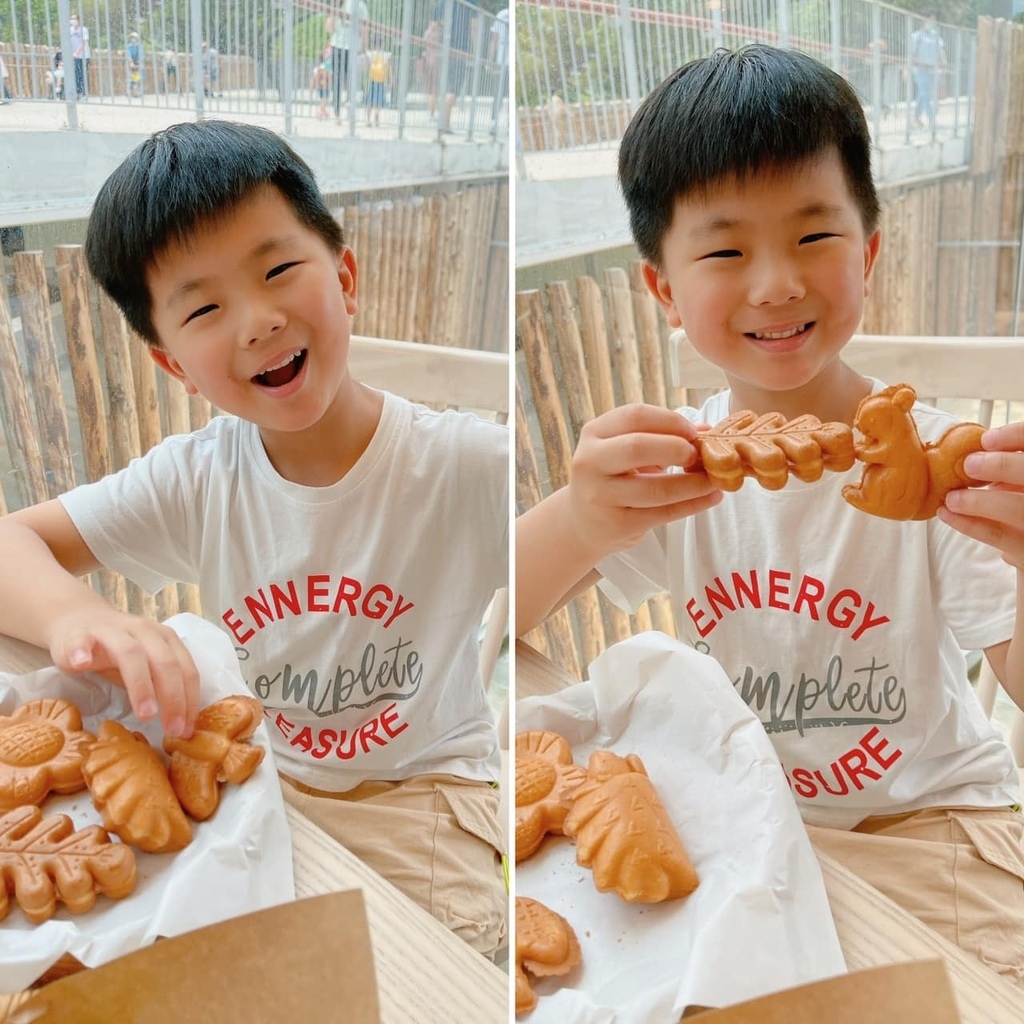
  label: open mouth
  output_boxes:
[253,349,307,388]
[746,323,813,341]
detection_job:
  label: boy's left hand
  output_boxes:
[938,423,1024,569]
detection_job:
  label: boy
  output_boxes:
[0,121,507,958]
[517,46,1024,981]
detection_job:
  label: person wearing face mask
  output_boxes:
[909,10,945,131]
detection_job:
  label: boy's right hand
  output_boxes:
[47,610,200,739]
[568,403,723,560]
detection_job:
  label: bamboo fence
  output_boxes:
[0,246,208,620]
[334,180,508,354]
[516,269,681,679]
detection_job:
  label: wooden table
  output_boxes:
[0,634,508,1024]
[515,638,1024,1024]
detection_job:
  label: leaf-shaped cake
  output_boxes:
[0,805,137,923]
[163,695,265,820]
[693,410,855,491]
[563,751,698,903]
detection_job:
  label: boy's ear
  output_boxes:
[863,229,882,296]
[149,347,199,395]
[641,262,683,329]
[339,246,358,317]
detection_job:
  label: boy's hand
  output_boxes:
[938,423,1024,569]
[568,403,723,560]
[47,610,201,738]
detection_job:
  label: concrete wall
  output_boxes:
[0,130,507,226]
[516,134,973,267]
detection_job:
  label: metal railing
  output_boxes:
[0,0,509,141]
[515,0,976,154]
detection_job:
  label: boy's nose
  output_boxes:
[241,300,287,346]
[747,259,805,306]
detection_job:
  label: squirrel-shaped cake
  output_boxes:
[842,383,985,521]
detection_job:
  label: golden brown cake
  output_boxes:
[82,721,192,853]
[0,805,137,923]
[842,383,985,520]
[515,896,581,1016]
[163,695,265,820]
[515,730,588,862]
[564,750,699,903]
[0,698,95,811]
[693,410,855,491]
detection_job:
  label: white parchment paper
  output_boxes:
[0,614,295,992]
[516,632,847,1022]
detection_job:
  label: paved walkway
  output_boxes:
[0,89,505,146]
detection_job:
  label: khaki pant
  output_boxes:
[808,806,1024,986]
[281,772,508,960]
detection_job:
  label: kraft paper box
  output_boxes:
[686,960,960,1023]
[5,891,381,1024]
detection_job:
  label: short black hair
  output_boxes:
[619,45,880,265]
[85,120,344,346]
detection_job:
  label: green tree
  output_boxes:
[516,6,623,108]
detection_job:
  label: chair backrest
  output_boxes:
[670,331,1024,421]
[670,328,1024,763]
[349,336,509,418]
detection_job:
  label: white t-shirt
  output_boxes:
[599,381,1019,828]
[61,391,507,792]
[329,0,368,51]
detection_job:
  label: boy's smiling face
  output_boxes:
[645,148,881,418]
[147,185,359,443]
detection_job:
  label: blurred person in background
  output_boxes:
[0,51,11,103]
[70,13,88,98]
[326,0,368,124]
[429,0,478,134]
[127,32,144,98]
[201,40,220,97]
[910,10,945,130]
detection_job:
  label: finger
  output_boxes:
[602,468,721,510]
[162,630,202,736]
[51,631,96,673]
[982,422,1024,453]
[619,488,725,540]
[964,450,1024,488]
[135,630,193,738]
[90,628,161,722]
[585,404,701,443]
[587,431,703,476]
[944,486,1024,525]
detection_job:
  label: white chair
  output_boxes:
[669,329,1024,762]
[348,336,510,691]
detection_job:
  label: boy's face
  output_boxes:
[147,185,358,440]
[644,148,880,407]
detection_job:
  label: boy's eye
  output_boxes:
[800,233,836,244]
[184,304,217,324]
[267,262,299,280]
[702,249,741,260]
